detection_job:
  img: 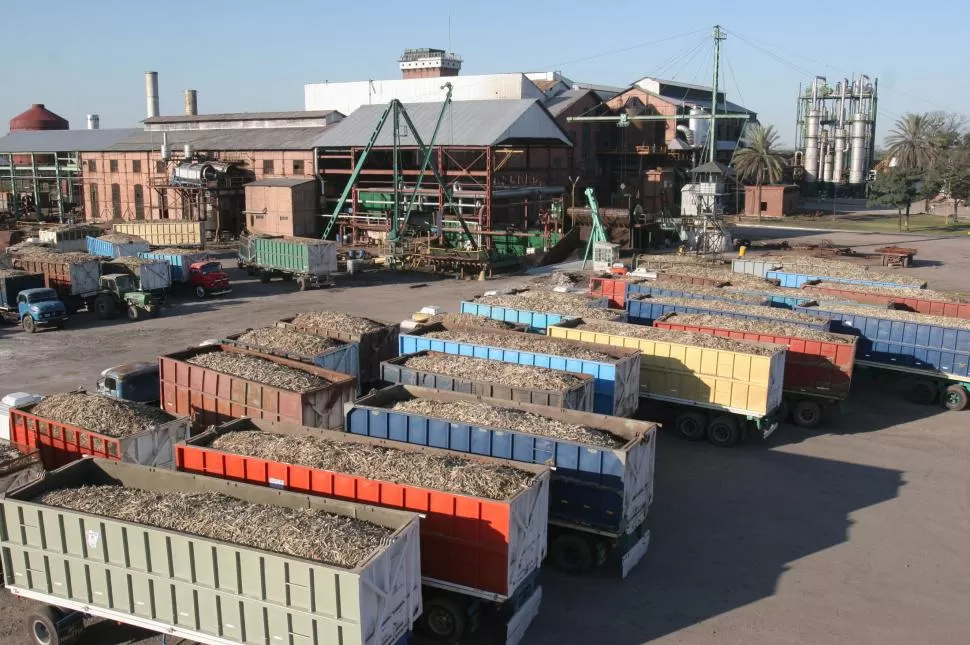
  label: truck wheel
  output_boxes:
[549,532,594,574]
[706,415,740,447]
[259,273,270,284]
[420,595,468,644]
[195,285,207,299]
[943,384,969,411]
[21,315,36,333]
[94,295,114,319]
[27,606,62,645]
[792,400,823,429]
[297,277,308,291]
[908,379,937,405]
[674,410,707,441]
[126,306,140,321]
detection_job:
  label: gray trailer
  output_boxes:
[1,458,423,645]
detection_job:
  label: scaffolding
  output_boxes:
[0,150,83,222]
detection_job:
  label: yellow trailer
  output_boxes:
[548,318,786,446]
[112,220,205,248]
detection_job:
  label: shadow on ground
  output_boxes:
[519,432,903,645]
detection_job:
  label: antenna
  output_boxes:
[448,15,452,52]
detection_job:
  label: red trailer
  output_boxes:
[8,402,189,469]
[158,344,357,431]
[804,282,970,320]
[177,418,550,643]
[654,312,858,428]
[589,277,632,308]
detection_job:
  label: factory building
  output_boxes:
[312,98,572,254]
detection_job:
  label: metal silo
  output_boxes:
[803,109,820,182]
[849,114,868,185]
[833,128,847,184]
[145,71,160,118]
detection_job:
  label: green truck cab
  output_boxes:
[93,274,161,321]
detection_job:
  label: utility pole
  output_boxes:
[708,25,724,164]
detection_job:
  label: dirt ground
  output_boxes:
[1,229,969,645]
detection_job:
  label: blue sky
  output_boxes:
[2,0,965,146]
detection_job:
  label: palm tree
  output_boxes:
[885,113,942,170]
[731,124,785,219]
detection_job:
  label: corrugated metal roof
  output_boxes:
[0,128,140,152]
[544,89,597,117]
[109,127,326,151]
[144,110,339,124]
[246,177,317,187]
[312,99,572,148]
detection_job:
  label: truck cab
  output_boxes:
[95,274,160,321]
[97,362,160,404]
[17,288,67,332]
[188,261,231,298]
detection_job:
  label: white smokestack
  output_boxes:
[145,71,159,118]
[184,89,198,116]
[86,114,100,130]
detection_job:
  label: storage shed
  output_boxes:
[244,177,319,236]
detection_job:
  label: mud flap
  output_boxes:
[761,420,779,440]
[505,586,542,645]
[621,529,651,579]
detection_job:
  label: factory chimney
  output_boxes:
[86,114,100,130]
[184,89,198,116]
[145,71,160,119]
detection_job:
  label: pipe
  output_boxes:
[184,89,198,116]
[145,71,159,119]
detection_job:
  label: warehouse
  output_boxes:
[312,98,573,260]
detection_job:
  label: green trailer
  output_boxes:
[239,235,338,290]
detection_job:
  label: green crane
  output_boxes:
[320,83,476,248]
[581,187,607,270]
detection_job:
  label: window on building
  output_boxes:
[292,160,304,175]
[132,160,142,173]
[89,185,99,218]
[87,160,97,172]
[134,185,145,219]
[262,160,275,176]
[156,160,166,174]
[111,183,121,218]
[109,159,118,173]
[760,201,768,213]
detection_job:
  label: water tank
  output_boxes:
[173,162,220,185]
[9,104,69,132]
[86,114,100,130]
[183,143,194,158]
[688,107,709,149]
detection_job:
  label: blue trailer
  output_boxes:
[139,249,208,283]
[221,328,361,391]
[398,324,641,416]
[795,303,970,410]
[459,294,611,332]
[85,235,150,258]
[626,282,769,306]
[766,269,926,290]
[626,296,832,331]
[346,384,657,576]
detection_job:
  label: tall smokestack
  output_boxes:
[145,71,159,118]
[86,114,100,130]
[184,89,198,116]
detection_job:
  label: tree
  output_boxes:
[731,124,785,220]
[868,168,926,231]
[885,113,944,170]
[926,147,970,223]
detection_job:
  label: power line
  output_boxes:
[535,28,709,70]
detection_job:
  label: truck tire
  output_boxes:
[420,595,468,644]
[21,315,36,333]
[94,295,115,319]
[943,384,969,411]
[908,379,937,405]
[195,285,207,298]
[259,273,271,284]
[126,306,140,321]
[549,532,594,574]
[792,400,823,429]
[297,277,308,291]
[27,606,63,645]
[674,410,707,441]
[706,415,740,447]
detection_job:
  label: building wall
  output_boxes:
[80,149,315,222]
[555,93,606,195]
[744,185,800,218]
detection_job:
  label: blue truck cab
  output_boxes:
[17,288,68,332]
[97,362,160,404]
